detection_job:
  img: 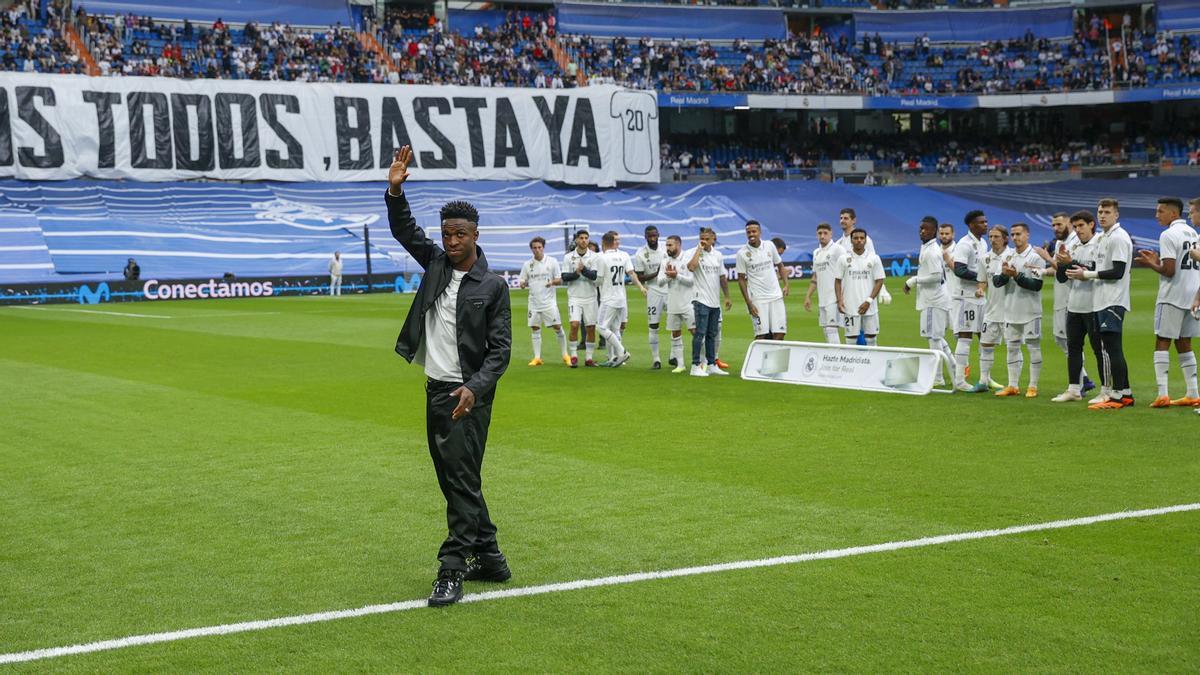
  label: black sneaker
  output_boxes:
[465,555,512,582]
[668,357,678,367]
[652,361,661,370]
[428,570,464,607]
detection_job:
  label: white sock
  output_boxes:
[1154,350,1170,397]
[1055,335,1069,356]
[1181,351,1198,398]
[954,340,971,382]
[648,330,660,362]
[865,336,877,346]
[1067,383,1081,394]
[980,344,995,383]
[585,342,596,361]
[599,326,624,356]
[554,328,567,358]
[1007,343,1023,388]
[1028,343,1042,388]
[531,330,542,359]
[671,335,683,364]
[569,338,578,358]
[930,337,957,385]
[824,327,840,344]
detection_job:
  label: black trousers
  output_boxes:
[425,379,499,572]
[1066,311,1103,386]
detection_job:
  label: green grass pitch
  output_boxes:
[1,270,1196,671]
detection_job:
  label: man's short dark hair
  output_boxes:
[440,200,479,225]
[964,209,985,226]
[1190,197,1200,208]
[850,228,867,238]
[644,225,659,234]
[601,230,618,246]
[938,223,954,232]
[1158,197,1184,214]
[1051,211,1070,220]
[921,215,938,227]
[529,236,546,248]
[839,208,856,219]
[1098,198,1119,210]
[816,222,832,232]
[771,237,786,251]
[745,219,761,229]
[668,234,682,244]
[1011,222,1029,233]
[574,229,590,241]
[1070,210,1095,224]
[990,225,1009,238]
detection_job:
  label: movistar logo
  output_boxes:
[77,282,111,305]
[888,258,914,277]
[394,273,422,293]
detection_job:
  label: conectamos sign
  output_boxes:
[142,278,275,300]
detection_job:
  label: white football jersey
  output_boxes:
[982,246,1014,324]
[912,238,949,311]
[633,243,668,293]
[595,249,634,308]
[1051,231,1080,311]
[689,246,726,309]
[839,250,885,317]
[608,91,659,176]
[811,241,846,307]
[1156,219,1199,309]
[563,247,599,301]
[734,241,783,302]
[1092,223,1133,312]
[519,256,561,312]
[657,251,694,315]
[1066,236,1098,315]
[952,232,988,304]
[1003,245,1046,324]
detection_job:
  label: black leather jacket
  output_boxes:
[386,189,512,404]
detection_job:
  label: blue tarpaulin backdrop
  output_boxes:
[0,178,1175,284]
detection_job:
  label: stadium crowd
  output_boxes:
[661,133,1200,178]
[4,1,1199,96]
[570,28,1200,95]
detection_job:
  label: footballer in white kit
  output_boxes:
[904,216,962,388]
[562,230,600,366]
[594,230,647,367]
[735,220,788,339]
[993,223,1046,397]
[949,211,991,388]
[836,208,890,306]
[1070,199,1134,408]
[518,237,569,366]
[834,229,885,344]
[979,225,1013,389]
[656,234,696,372]
[805,222,846,344]
[633,225,669,368]
[1052,211,1104,402]
[1136,197,1200,407]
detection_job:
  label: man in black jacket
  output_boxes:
[386,146,513,607]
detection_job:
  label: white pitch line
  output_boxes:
[8,306,172,319]
[1,502,1195,665]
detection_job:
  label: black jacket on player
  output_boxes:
[386,189,511,404]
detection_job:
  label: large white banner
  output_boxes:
[741,340,950,396]
[0,73,658,186]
